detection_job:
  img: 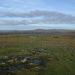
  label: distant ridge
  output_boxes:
[0,29,75,35]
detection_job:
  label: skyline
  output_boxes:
[0,0,75,30]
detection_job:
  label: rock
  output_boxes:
[0,62,5,65]
[8,59,14,63]
[21,59,27,63]
[4,56,9,58]
[30,63,34,65]
[36,66,46,69]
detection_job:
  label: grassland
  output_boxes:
[0,34,75,75]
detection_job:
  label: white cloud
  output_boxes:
[0,0,43,12]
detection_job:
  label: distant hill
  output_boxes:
[0,29,75,35]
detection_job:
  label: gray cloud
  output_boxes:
[0,20,31,25]
[1,10,67,18]
[0,10,75,25]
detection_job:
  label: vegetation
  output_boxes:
[0,34,75,75]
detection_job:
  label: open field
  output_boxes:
[0,33,75,75]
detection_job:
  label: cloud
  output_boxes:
[0,0,43,12]
[1,10,64,18]
[0,20,31,25]
[0,10,75,25]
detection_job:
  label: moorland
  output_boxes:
[0,29,75,75]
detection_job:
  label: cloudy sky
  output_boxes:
[0,0,75,30]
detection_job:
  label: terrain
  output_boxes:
[0,29,75,75]
[0,29,75,35]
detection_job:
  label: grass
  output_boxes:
[0,34,75,75]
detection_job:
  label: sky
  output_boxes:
[0,0,75,30]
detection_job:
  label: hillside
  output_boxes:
[0,29,75,35]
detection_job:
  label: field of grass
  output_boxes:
[0,34,75,75]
